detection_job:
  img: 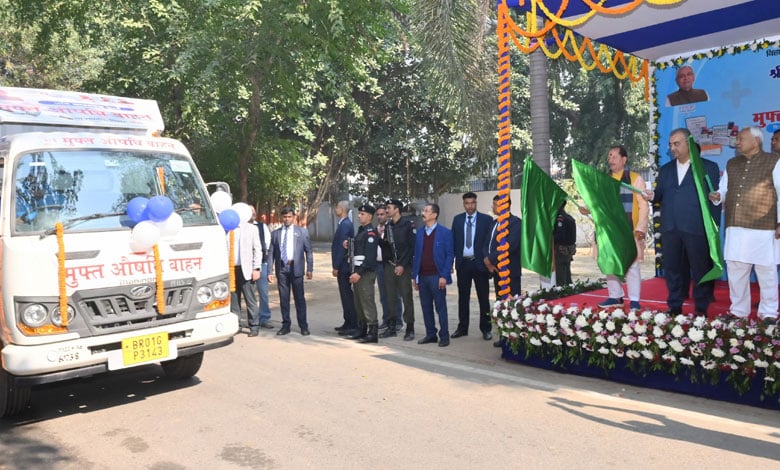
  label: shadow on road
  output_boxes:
[548,396,780,461]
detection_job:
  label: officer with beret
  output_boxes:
[346,204,380,343]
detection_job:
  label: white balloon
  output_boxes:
[158,212,183,238]
[231,202,253,223]
[129,240,152,253]
[210,191,232,213]
[132,220,161,249]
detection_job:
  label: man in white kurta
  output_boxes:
[710,127,780,323]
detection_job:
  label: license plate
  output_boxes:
[121,332,170,367]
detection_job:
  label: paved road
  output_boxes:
[1,243,777,469]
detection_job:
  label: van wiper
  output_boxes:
[40,212,125,239]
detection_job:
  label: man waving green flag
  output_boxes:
[571,159,637,278]
[520,158,567,277]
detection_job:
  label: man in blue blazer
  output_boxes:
[331,200,357,335]
[268,207,314,336]
[647,128,720,316]
[412,203,454,347]
[451,192,494,340]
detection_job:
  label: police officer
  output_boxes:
[347,204,380,343]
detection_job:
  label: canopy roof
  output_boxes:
[505,0,780,61]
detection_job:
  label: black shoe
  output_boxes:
[482,331,493,341]
[359,325,378,343]
[260,322,274,329]
[438,338,450,347]
[760,316,778,328]
[451,330,468,338]
[666,308,683,315]
[379,327,397,338]
[395,322,404,332]
[248,329,259,337]
[347,325,367,340]
[378,322,389,331]
[301,329,311,336]
[276,327,291,336]
[334,323,348,331]
[403,330,415,341]
[338,328,356,337]
[417,335,437,345]
[493,339,503,348]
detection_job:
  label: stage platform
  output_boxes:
[550,277,760,321]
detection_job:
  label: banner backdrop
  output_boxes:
[655,44,780,169]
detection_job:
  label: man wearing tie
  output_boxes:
[331,200,357,335]
[268,207,314,336]
[451,192,493,341]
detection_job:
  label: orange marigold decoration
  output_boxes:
[55,222,69,327]
[154,244,165,314]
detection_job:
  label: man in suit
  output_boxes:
[484,194,522,298]
[451,192,493,341]
[268,207,314,336]
[412,203,454,347]
[331,200,357,335]
[230,207,263,337]
[647,128,720,316]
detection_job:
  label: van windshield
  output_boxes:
[13,149,216,234]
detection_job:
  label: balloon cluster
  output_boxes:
[210,190,251,232]
[127,196,183,252]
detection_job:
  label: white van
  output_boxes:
[0,87,238,417]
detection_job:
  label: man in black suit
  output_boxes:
[331,200,357,335]
[451,192,493,341]
[646,128,720,316]
[268,207,314,336]
[484,194,522,298]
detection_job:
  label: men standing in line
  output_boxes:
[268,207,314,336]
[252,206,274,329]
[709,127,780,326]
[231,207,263,337]
[412,203,454,347]
[347,205,380,343]
[331,201,357,336]
[646,128,720,316]
[484,194,522,298]
[585,145,648,311]
[553,201,577,286]
[451,192,493,341]
[379,199,416,341]
[375,205,403,334]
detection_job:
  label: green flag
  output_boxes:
[688,135,724,283]
[571,159,637,278]
[521,158,567,277]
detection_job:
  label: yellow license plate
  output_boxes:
[122,332,169,366]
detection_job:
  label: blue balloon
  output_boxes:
[127,197,149,223]
[219,209,240,232]
[146,196,174,222]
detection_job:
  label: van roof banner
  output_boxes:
[0,87,164,133]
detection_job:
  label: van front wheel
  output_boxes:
[161,352,203,380]
[0,369,31,418]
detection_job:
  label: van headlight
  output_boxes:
[196,286,213,304]
[52,305,76,327]
[22,304,49,327]
[212,281,229,300]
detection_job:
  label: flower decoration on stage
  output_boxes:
[493,293,780,399]
[127,195,182,252]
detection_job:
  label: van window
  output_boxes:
[13,150,215,234]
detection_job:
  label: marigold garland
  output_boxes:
[153,244,165,314]
[55,222,68,328]
[228,230,236,292]
[496,6,513,299]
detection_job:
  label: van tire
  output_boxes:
[161,352,203,380]
[0,369,31,418]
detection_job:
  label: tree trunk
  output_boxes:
[530,47,550,175]
[237,70,262,202]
